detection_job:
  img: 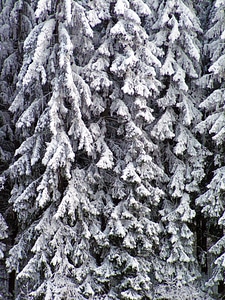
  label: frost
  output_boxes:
[65,0,72,24]
[173,66,188,91]
[110,21,129,38]
[132,0,151,16]
[0,214,8,259]
[151,109,175,141]
[96,146,114,169]
[1,0,219,299]
[121,162,141,184]
[35,0,51,18]
[125,9,141,24]
[114,0,129,15]
[177,96,202,126]
[136,184,151,197]
[87,10,101,27]
[161,50,175,76]
[168,16,180,43]
[111,99,130,121]
[170,162,186,198]
[23,19,56,87]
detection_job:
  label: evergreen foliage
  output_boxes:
[149,2,211,294]
[195,0,225,296]
[0,0,34,297]
[84,1,167,298]
[0,0,225,299]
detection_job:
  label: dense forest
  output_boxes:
[0,0,225,299]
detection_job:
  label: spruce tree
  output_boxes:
[5,1,102,298]
[149,1,211,297]
[84,0,168,299]
[0,0,33,297]
[195,0,225,297]
[1,0,224,299]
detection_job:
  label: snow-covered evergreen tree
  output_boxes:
[195,0,225,297]
[5,1,105,298]
[83,1,168,298]
[0,0,20,214]
[0,0,34,297]
[0,212,7,259]
[2,0,225,299]
[0,213,8,299]
[149,0,211,295]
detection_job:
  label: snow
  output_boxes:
[1,0,225,299]
[35,0,51,18]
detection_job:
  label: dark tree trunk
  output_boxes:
[196,212,208,274]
